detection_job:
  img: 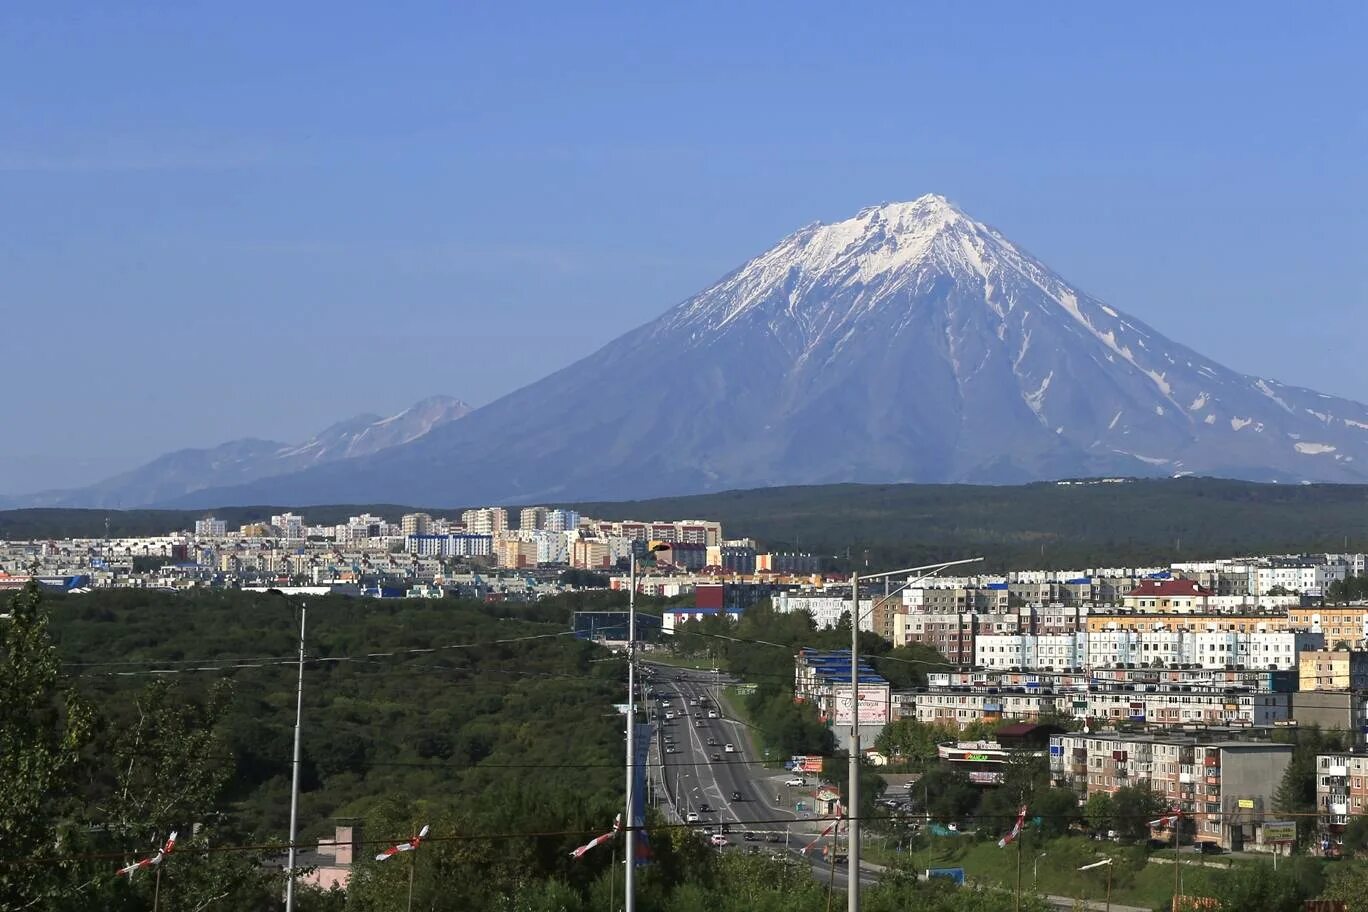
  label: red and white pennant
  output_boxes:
[116,831,178,879]
[569,814,621,860]
[997,806,1028,848]
[375,824,429,861]
[1149,809,1183,829]
[801,801,844,856]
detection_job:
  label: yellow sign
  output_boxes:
[1237,799,1254,809]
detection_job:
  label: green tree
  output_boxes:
[1083,792,1114,835]
[1110,786,1163,843]
[1321,861,1368,912]
[1211,860,1309,912]
[0,583,95,909]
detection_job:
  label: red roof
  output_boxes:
[1125,579,1212,598]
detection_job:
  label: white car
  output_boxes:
[785,777,807,787]
[708,833,728,847]
[686,811,700,823]
[665,711,676,720]
[707,710,719,718]
[724,743,735,753]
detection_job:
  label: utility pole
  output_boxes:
[848,568,861,912]
[285,599,306,912]
[625,550,638,912]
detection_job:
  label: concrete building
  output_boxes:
[1050,732,1293,850]
[1299,649,1368,691]
[519,507,549,531]
[1122,578,1213,612]
[774,591,875,632]
[461,508,509,536]
[401,513,433,536]
[406,533,493,559]
[194,517,227,538]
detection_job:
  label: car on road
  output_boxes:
[665,711,676,720]
[784,777,807,787]
[708,834,728,847]
[743,832,759,842]
[730,790,742,801]
[685,811,699,823]
[724,743,735,753]
[696,720,706,728]
[1198,843,1224,855]
[665,746,678,754]
[706,737,718,746]
[765,833,781,843]
[707,710,719,718]
[699,803,713,813]
[711,753,721,761]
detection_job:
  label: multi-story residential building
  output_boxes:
[493,538,537,569]
[1121,579,1213,612]
[1313,751,1368,853]
[518,507,549,531]
[655,541,707,571]
[461,508,509,536]
[194,517,227,538]
[893,611,976,664]
[271,512,305,541]
[974,633,1088,670]
[774,591,875,632]
[756,552,821,574]
[1300,650,1368,691]
[1289,607,1368,647]
[545,509,580,533]
[400,513,433,536]
[1051,732,1292,850]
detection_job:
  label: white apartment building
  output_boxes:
[461,508,509,536]
[544,509,580,533]
[401,513,433,536]
[519,507,549,530]
[406,533,493,558]
[774,592,875,632]
[1086,629,1323,670]
[974,633,1088,670]
[194,517,227,538]
[271,512,305,541]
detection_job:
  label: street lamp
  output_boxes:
[1079,857,1114,912]
[1033,851,1046,888]
[266,588,307,912]
[625,540,669,912]
[845,558,982,912]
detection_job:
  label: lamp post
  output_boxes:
[266,588,307,912]
[1079,857,1114,912]
[625,541,669,912]
[1034,852,1046,888]
[845,557,983,912]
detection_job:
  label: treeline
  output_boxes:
[3,583,1076,911]
[572,476,1368,571]
[1328,574,1368,604]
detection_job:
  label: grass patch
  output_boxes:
[888,834,1234,910]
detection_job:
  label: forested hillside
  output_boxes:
[6,477,1368,570]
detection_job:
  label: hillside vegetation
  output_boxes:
[4,477,1368,569]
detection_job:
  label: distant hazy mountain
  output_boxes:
[169,194,1368,507]
[7,395,472,509]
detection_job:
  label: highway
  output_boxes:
[640,661,1149,912]
[644,663,827,852]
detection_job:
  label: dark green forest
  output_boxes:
[2,584,1058,912]
[7,476,1368,570]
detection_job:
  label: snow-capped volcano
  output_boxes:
[168,195,1368,507]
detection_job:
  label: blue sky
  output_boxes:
[2,3,1364,492]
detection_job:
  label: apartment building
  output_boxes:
[1121,579,1213,612]
[1050,732,1292,850]
[893,611,976,664]
[461,508,509,536]
[400,513,433,536]
[773,591,875,632]
[1315,752,1368,854]
[1289,607,1368,647]
[194,517,227,538]
[974,633,1088,670]
[1299,650,1368,691]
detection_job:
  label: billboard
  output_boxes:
[833,683,891,725]
[1262,820,1297,843]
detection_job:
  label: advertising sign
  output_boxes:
[833,683,891,725]
[1237,798,1255,809]
[1262,821,1297,843]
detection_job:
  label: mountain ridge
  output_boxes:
[3,395,473,509]
[132,195,1368,506]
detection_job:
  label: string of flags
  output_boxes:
[570,814,621,859]
[376,825,430,861]
[997,806,1027,848]
[116,832,177,879]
